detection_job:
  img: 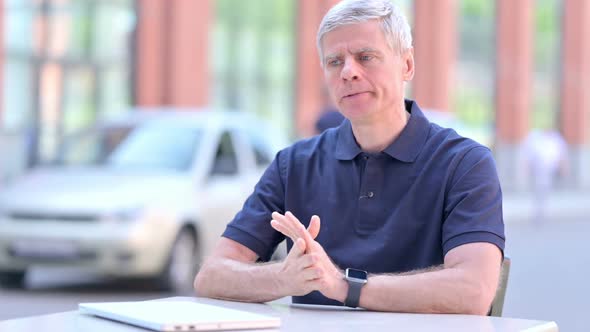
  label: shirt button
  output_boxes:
[367,191,374,198]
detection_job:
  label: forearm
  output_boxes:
[359,266,494,315]
[194,258,286,303]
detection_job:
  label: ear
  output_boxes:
[402,47,415,81]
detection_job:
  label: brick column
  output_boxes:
[166,0,210,106]
[295,0,339,137]
[412,0,457,113]
[495,0,534,191]
[561,0,590,188]
[135,0,210,108]
[135,0,166,106]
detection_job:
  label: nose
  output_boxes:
[340,59,360,81]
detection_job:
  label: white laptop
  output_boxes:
[79,300,281,331]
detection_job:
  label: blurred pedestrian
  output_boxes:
[315,107,345,134]
[523,128,569,224]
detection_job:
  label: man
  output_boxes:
[523,127,568,224]
[195,0,504,315]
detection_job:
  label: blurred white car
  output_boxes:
[0,109,288,291]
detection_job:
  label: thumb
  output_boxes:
[288,238,306,258]
[307,215,321,240]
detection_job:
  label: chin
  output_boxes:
[339,106,373,121]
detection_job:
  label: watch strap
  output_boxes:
[344,279,363,308]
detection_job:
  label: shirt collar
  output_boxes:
[334,119,362,160]
[334,99,430,162]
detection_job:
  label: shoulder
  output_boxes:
[419,122,498,189]
[278,127,339,163]
[425,122,492,163]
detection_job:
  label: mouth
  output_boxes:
[342,91,369,99]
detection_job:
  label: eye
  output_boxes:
[327,59,343,67]
[359,54,374,62]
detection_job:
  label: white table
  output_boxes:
[0,296,559,332]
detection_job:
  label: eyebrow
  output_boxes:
[354,47,380,54]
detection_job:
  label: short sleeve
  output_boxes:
[221,152,287,261]
[442,147,505,256]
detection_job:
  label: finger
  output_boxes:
[284,211,306,238]
[307,215,321,240]
[270,219,295,239]
[285,212,316,249]
[287,238,306,259]
[299,253,319,269]
[301,267,323,281]
[271,211,284,221]
[285,211,312,242]
[273,212,300,239]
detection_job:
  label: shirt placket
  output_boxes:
[356,154,383,234]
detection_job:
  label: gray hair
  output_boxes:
[316,0,413,64]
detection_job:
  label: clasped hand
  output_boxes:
[270,211,346,302]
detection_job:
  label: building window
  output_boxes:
[212,0,295,135]
[532,0,560,130]
[453,0,495,146]
[3,0,135,165]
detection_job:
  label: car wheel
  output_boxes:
[158,228,197,293]
[0,270,27,289]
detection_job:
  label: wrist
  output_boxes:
[270,262,291,298]
[334,277,349,303]
[343,268,368,308]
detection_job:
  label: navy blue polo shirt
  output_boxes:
[222,100,505,306]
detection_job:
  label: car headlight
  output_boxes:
[101,207,144,222]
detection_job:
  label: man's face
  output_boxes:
[321,20,414,122]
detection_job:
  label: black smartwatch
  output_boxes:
[344,268,368,308]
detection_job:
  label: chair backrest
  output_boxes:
[488,257,511,317]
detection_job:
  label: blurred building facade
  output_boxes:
[0,0,588,190]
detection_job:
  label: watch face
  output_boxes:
[346,268,368,281]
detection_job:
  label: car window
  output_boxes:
[245,130,273,167]
[56,126,134,166]
[211,131,238,176]
[107,123,201,172]
[253,144,271,166]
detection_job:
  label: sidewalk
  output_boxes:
[503,189,590,224]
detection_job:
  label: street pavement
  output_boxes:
[0,269,177,320]
[503,189,590,224]
[502,218,589,332]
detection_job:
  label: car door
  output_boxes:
[241,128,288,260]
[232,127,270,189]
[198,130,251,257]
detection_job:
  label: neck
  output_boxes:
[350,103,410,153]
